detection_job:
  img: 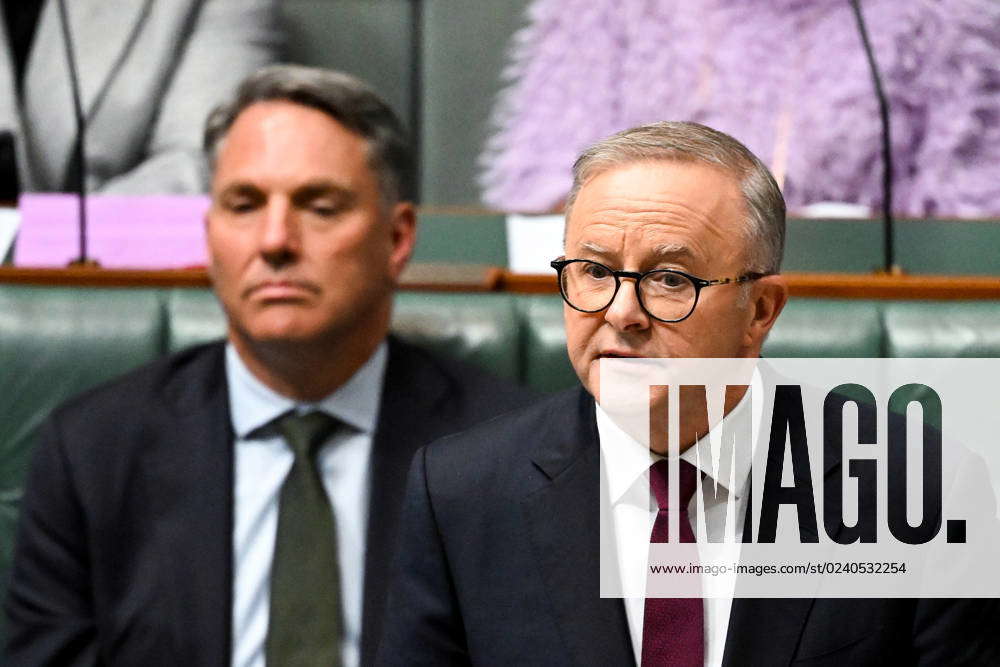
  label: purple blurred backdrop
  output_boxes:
[480,0,1000,218]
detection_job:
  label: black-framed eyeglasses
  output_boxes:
[550,258,770,323]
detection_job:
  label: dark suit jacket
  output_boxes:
[377,385,1000,666]
[4,337,531,666]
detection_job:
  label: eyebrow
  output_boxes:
[650,243,695,262]
[291,181,356,207]
[578,241,612,257]
[215,180,356,205]
[216,182,261,200]
[576,241,695,262]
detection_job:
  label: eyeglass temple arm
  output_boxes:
[703,271,773,286]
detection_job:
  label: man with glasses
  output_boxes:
[378,121,998,665]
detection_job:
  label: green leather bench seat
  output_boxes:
[165,288,228,352]
[2,283,1000,647]
[517,296,577,393]
[393,292,521,381]
[0,286,164,636]
[884,302,1000,357]
[763,299,884,357]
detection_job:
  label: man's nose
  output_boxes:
[259,198,299,267]
[604,278,650,331]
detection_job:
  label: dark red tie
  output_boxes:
[641,458,704,666]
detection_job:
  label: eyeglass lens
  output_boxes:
[559,260,696,321]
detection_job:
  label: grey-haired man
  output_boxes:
[378,121,1000,666]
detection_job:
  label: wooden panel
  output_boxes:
[400,263,502,291]
[2,266,999,299]
[781,272,1000,300]
[0,264,502,292]
[0,267,212,287]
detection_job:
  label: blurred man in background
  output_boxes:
[4,65,528,666]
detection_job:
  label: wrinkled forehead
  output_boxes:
[563,159,748,271]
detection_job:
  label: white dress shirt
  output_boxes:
[598,376,762,667]
[227,342,387,667]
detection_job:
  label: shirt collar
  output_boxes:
[597,369,762,506]
[226,341,388,439]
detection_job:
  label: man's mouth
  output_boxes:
[596,351,643,359]
[244,280,321,300]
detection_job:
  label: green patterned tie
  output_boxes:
[266,410,344,666]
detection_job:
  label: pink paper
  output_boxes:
[14,194,211,268]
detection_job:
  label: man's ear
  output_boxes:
[387,201,417,282]
[744,274,788,351]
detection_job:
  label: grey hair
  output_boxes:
[203,64,414,204]
[565,121,785,275]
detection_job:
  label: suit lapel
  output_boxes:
[23,0,152,186]
[723,598,814,666]
[143,343,234,665]
[523,387,635,666]
[359,338,452,666]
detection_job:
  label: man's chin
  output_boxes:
[589,355,666,406]
[234,318,331,350]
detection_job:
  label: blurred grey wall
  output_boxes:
[279,0,531,207]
